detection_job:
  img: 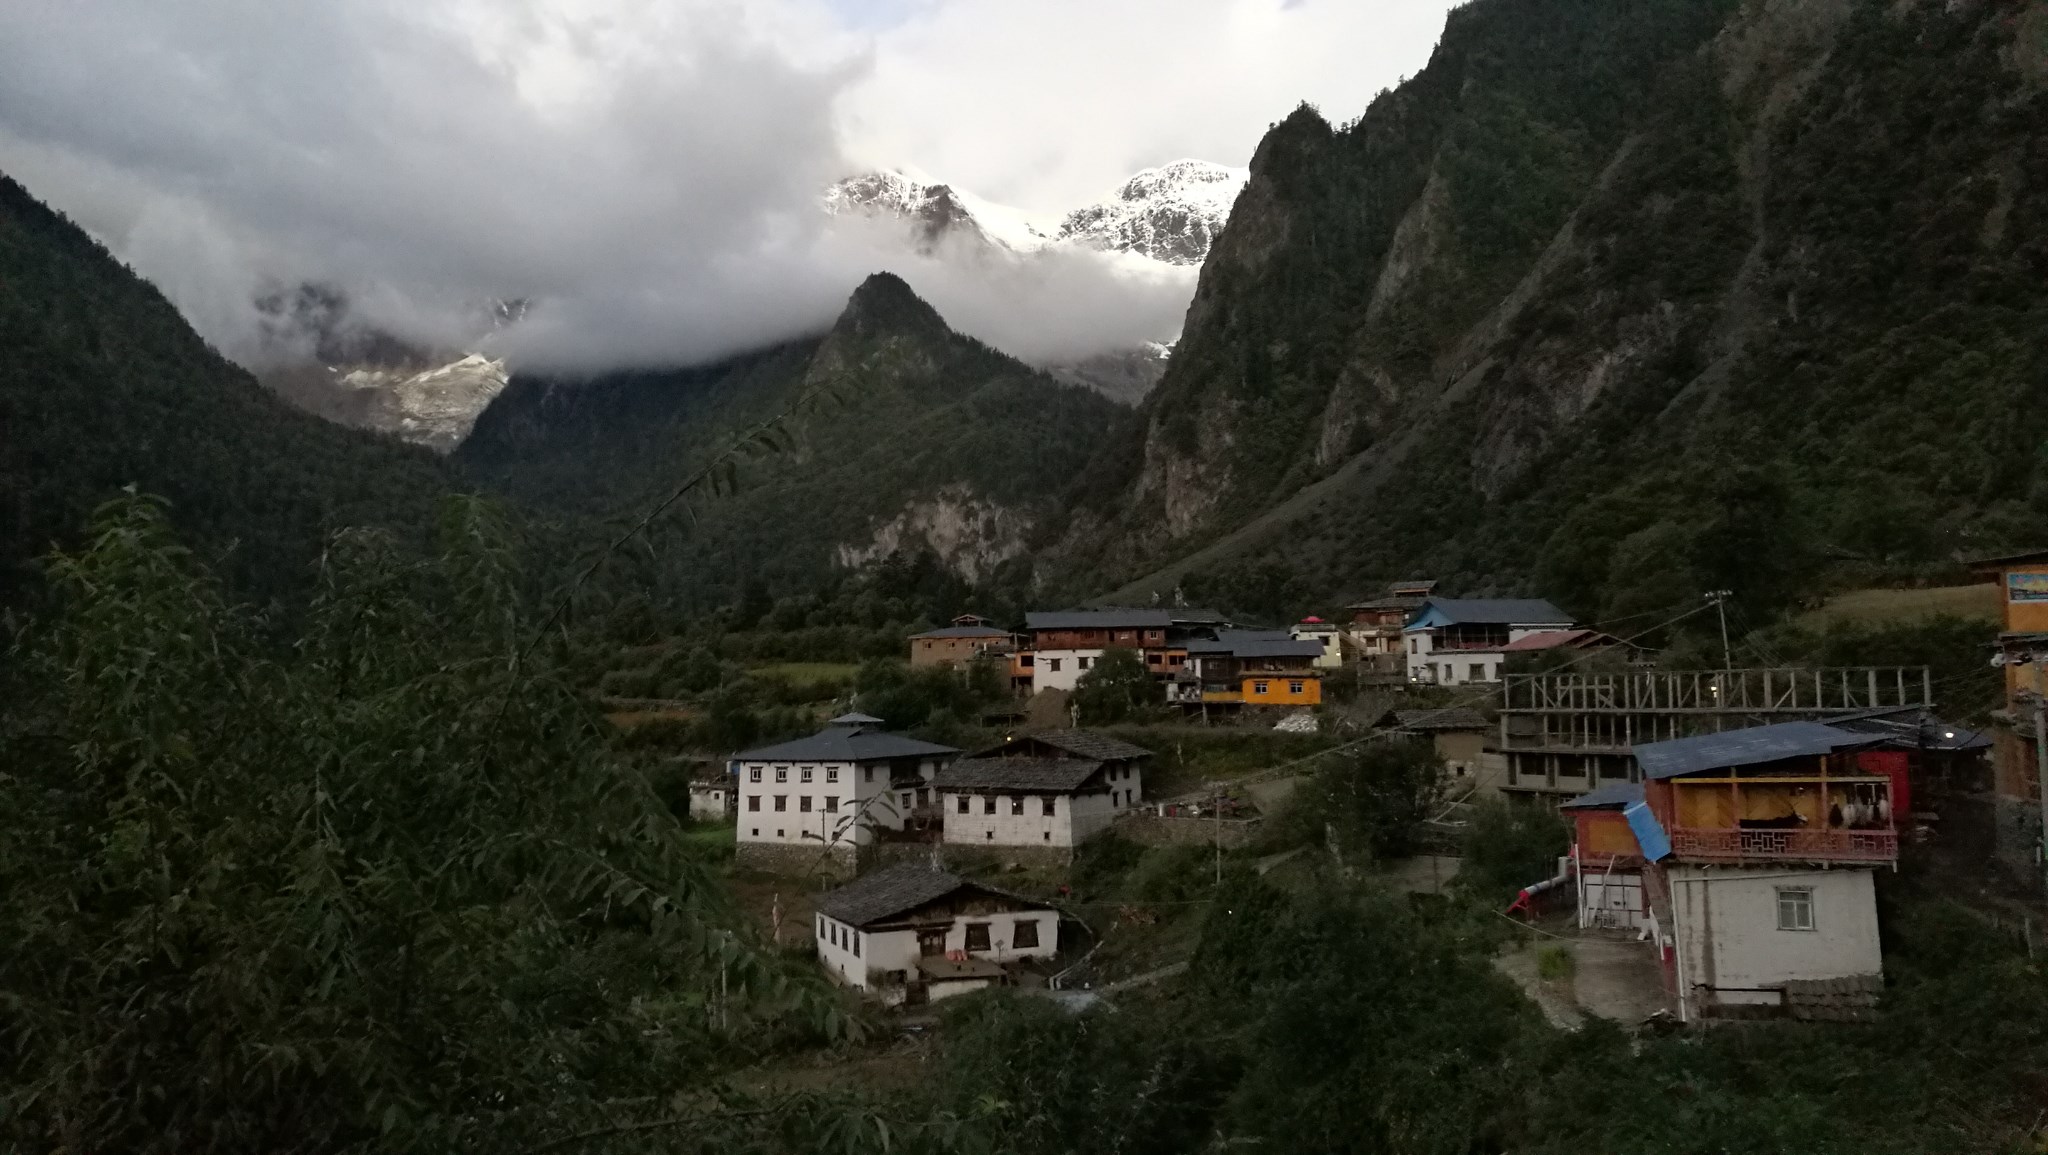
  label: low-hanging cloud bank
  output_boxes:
[0,0,1456,376]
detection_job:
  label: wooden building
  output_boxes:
[1403,597,1575,686]
[1344,579,1435,680]
[1969,550,2048,888]
[1168,630,1326,709]
[1019,608,1226,693]
[908,614,1019,670]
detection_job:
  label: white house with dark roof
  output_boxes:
[731,713,958,873]
[929,730,1152,852]
[812,862,1061,1005]
[1403,597,1575,686]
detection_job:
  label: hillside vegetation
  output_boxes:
[1057,0,2048,627]
[0,175,449,607]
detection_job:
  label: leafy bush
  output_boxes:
[1455,799,1569,902]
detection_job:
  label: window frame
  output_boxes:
[1012,918,1039,950]
[963,922,991,952]
[1776,886,1816,932]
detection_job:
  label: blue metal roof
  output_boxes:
[1559,781,1645,811]
[1624,801,1671,861]
[1405,597,1573,631]
[1633,721,1881,780]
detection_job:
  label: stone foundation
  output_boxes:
[1115,813,1263,849]
[735,841,857,880]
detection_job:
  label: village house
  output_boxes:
[1970,550,2048,889]
[812,862,1061,1006]
[1019,607,1227,693]
[907,613,1019,670]
[1560,781,1653,932]
[1626,721,1909,1022]
[687,771,735,822]
[1404,597,1575,686]
[1377,707,1505,798]
[730,713,958,875]
[1288,616,1346,669]
[928,730,1152,857]
[1344,579,1436,681]
[1168,630,1327,710]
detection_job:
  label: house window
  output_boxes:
[1020,654,1034,667]
[827,768,839,783]
[747,795,760,812]
[1288,680,1305,694]
[901,792,912,810]
[1470,664,1485,681]
[1078,657,1092,671]
[816,915,824,938]
[964,923,991,951]
[1013,919,1039,949]
[750,828,758,836]
[983,796,997,815]
[957,795,971,814]
[1777,887,1815,931]
[1043,797,1056,816]
[1147,653,1162,665]
[774,767,788,783]
[823,795,838,812]
[1011,796,1025,815]
[863,767,874,783]
[1253,681,1270,695]
[800,768,814,783]
[1047,658,1062,672]
[773,795,787,812]
[800,796,812,812]
[748,767,762,783]
[852,933,860,958]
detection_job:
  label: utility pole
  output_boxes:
[1707,590,1734,670]
[1214,786,1224,886]
[2035,655,2048,896]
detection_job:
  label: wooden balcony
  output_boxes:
[1667,827,1897,864]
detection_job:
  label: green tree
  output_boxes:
[1071,646,1164,725]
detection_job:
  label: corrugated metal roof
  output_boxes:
[733,725,958,763]
[1633,721,1881,780]
[1026,609,1175,630]
[1391,707,1490,731]
[1186,629,1325,659]
[814,863,1048,929]
[1500,629,1597,652]
[910,625,1014,639]
[931,757,1105,793]
[1016,730,1154,761]
[1407,597,1574,629]
[1559,781,1645,810]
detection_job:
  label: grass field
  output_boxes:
[745,662,861,684]
[1796,584,2000,628]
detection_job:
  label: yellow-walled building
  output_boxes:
[1971,550,2048,887]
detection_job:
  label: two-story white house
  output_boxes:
[1403,597,1575,686]
[929,730,1151,858]
[731,713,958,874]
[813,862,1061,1006]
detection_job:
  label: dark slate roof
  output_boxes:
[1413,597,1574,626]
[932,757,1106,793]
[829,712,884,725]
[1392,707,1490,732]
[1021,730,1154,761]
[1346,596,1427,611]
[910,625,1014,639]
[1559,781,1646,811]
[1634,721,1882,780]
[1185,629,1325,659]
[814,863,1045,928]
[733,725,957,763]
[1026,609,1175,630]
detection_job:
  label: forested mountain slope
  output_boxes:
[1064,0,2048,625]
[0,174,449,605]
[457,274,1132,611]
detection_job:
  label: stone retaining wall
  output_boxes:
[735,841,856,880]
[1114,813,1263,849]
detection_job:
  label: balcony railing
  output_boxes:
[1667,827,1897,864]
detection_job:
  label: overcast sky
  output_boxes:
[0,0,1459,372]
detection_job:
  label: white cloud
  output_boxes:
[0,0,1457,374]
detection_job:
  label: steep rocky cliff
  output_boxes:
[1060,0,2048,624]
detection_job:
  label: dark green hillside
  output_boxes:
[1071,0,2048,627]
[458,273,1133,611]
[0,173,448,605]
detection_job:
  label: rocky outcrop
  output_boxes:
[835,485,1033,584]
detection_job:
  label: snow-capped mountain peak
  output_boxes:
[825,170,1058,255]
[1057,159,1248,265]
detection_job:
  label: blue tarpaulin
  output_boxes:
[1624,801,1671,862]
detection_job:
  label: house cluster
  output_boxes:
[903,585,1630,713]
[724,714,1152,874]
